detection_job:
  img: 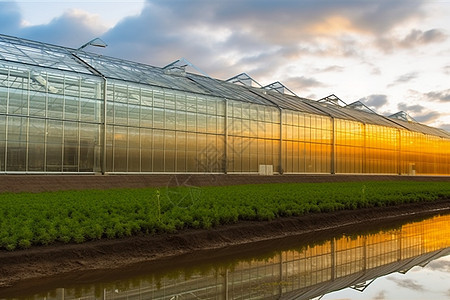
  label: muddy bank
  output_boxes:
[1,199,449,291]
[1,174,449,193]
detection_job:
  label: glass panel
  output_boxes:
[153,130,164,150]
[165,110,176,130]
[141,128,152,172]
[187,112,196,132]
[128,128,140,172]
[79,123,100,172]
[206,98,216,115]
[153,150,164,171]
[153,89,164,108]
[28,118,45,171]
[186,150,197,172]
[197,114,206,133]
[128,147,140,172]
[165,150,175,172]
[7,142,26,171]
[140,105,152,128]
[106,125,114,172]
[176,131,186,172]
[114,126,127,149]
[114,146,127,172]
[46,143,62,171]
[249,139,258,171]
[197,97,207,114]
[64,95,79,121]
[206,115,217,134]
[186,132,196,152]
[153,108,164,129]
[165,131,175,150]
[0,88,6,114]
[47,119,62,145]
[176,93,186,111]
[80,98,99,122]
[0,115,4,171]
[63,121,79,172]
[63,75,81,98]
[114,102,128,125]
[47,94,63,119]
[165,91,175,110]
[128,104,140,127]
[141,89,153,107]
[8,87,28,116]
[186,95,196,112]
[29,91,46,117]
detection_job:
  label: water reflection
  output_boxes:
[2,214,450,300]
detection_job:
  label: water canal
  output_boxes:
[1,213,449,300]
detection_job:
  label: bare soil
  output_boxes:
[1,174,449,193]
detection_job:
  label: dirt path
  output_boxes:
[1,198,449,291]
[1,174,449,193]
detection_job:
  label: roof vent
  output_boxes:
[226,73,262,87]
[389,111,417,122]
[264,81,298,96]
[317,94,347,106]
[346,101,377,114]
[163,58,209,77]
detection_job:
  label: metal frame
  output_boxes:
[0,33,449,175]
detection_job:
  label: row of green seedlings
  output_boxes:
[0,181,448,251]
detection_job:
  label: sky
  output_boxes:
[321,254,450,300]
[1,0,449,131]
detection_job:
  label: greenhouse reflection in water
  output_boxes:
[3,214,450,300]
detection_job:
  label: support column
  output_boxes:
[102,77,107,174]
[331,238,336,281]
[224,98,228,174]
[222,269,229,300]
[331,117,335,174]
[363,123,366,173]
[398,129,402,175]
[279,108,283,174]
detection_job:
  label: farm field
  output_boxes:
[1,181,449,251]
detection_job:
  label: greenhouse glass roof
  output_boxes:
[0,33,448,138]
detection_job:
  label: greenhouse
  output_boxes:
[0,34,449,175]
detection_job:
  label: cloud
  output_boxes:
[415,111,442,123]
[424,90,450,102]
[348,1,425,34]
[427,259,450,272]
[388,277,425,291]
[97,0,429,76]
[395,72,418,83]
[0,3,107,50]
[1,0,431,81]
[440,124,450,132]
[317,65,345,73]
[359,94,388,109]
[283,76,325,93]
[396,102,445,124]
[376,28,447,53]
[444,66,450,75]
[373,290,387,300]
[398,102,425,114]
[0,2,22,35]
[19,9,108,49]
[400,29,447,47]
[388,72,418,87]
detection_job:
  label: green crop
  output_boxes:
[0,181,449,250]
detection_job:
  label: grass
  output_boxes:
[0,181,449,251]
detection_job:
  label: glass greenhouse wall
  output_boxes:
[0,34,449,175]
